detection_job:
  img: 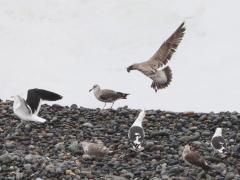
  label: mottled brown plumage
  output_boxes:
[127,22,185,92]
[182,145,211,171]
[81,141,112,158]
[89,84,129,109]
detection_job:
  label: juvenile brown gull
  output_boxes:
[182,144,211,171]
[127,22,186,92]
[80,141,112,158]
[89,84,129,109]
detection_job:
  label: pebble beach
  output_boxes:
[0,100,240,179]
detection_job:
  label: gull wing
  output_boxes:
[185,151,207,168]
[146,22,186,69]
[26,88,62,113]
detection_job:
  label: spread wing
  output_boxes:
[26,88,62,113]
[147,22,186,69]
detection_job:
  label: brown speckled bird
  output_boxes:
[182,144,211,171]
[127,22,186,92]
[81,141,112,158]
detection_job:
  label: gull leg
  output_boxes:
[7,120,25,138]
[14,120,26,135]
[16,120,24,130]
[211,149,216,157]
[110,102,115,109]
[102,103,106,110]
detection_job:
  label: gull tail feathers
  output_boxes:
[116,92,129,99]
[31,114,46,123]
[151,66,172,92]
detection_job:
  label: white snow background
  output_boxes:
[0,0,239,112]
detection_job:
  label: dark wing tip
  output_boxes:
[175,21,186,37]
[179,21,186,30]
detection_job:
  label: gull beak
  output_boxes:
[127,66,132,73]
[89,88,93,92]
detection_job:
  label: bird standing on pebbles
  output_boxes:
[89,84,129,109]
[211,128,228,156]
[80,141,112,159]
[11,88,62,128]
[182,144,211,171]
[127,22,186,92]
[128,110,145,151]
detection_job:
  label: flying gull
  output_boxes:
[80,141,112,158]
[182,144,211,171]
[211,128,228,156]
[127,22,186,92]
[128,110,145,151]
[89,84,129,109]
[12,88,62,127]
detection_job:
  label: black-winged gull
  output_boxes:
[182,144,211,171]
[211,128,228,156]
[12,88,62,126]
[89,84,129,109]
[128,110,145,151]
[127,22,186,92]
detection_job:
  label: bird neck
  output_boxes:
[133,113,144,127]
[182,147,191,158]
[93,87,101,95]
[213,128,222,137]
[13,95,22,110]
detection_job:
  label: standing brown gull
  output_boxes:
[89,84,129,109]
[127,22,186,92]
[182,144,211,171]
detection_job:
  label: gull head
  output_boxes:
[215,128,222,136]
[10,95,21,102]
[80,141,90,152]
[183,144,191,156]
[127,64,136,72]
[89,84,100,92]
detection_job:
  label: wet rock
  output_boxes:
[121,169,134,178]
[0,102,239,179]
[68,140,80,153]
[82,122,94,127]
[201,130,211,136]
[71,104,78,109]
[0,152,20,163]
[179,132,200,143]
[45,163,56,173]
